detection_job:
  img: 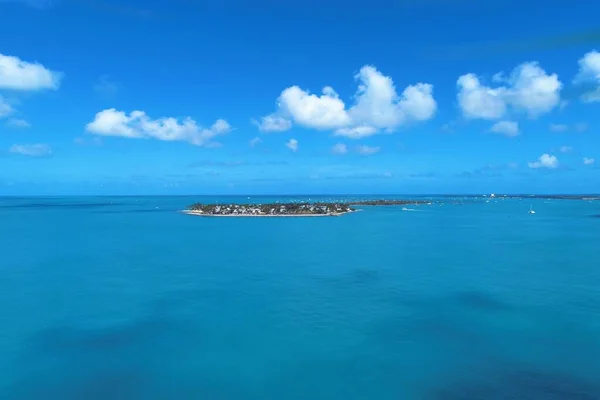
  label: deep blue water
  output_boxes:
[1,195,599,399]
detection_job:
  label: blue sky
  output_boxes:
[0,0,599,195]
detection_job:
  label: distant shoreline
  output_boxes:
[183,200,424,218]
[181,210,358,217]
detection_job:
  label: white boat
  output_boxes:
[528,204,536,214]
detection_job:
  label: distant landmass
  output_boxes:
[184,200,427,217]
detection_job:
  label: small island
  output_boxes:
[183,199,426,217]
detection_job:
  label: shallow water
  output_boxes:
[1,196,599,399]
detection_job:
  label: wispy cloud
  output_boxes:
[331,143,348,155]
[72,0,153,19]
[549,123,588,133]
[432,29,600,59]
[74,137,103,146]
[286,138,298,152]
[0,96,15,118]
[550,124,569,133]
[323,171,393,180]
[559,146,573,153]
[5,118,30,128]
[187,160,289,168]
[249,137,262,147]
[458,163,519,178]
[356,145,380,156]
[9,143,52,157]
[93,75,118,98]
[489,120,519,137]
[0,0,54,9]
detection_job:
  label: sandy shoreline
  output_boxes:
[181,210,357,217]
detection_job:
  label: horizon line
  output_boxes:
[2,193,600,198]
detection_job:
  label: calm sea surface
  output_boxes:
[1,195,599,399]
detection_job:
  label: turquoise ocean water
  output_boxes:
[1,195,599,399]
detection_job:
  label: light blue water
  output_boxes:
[1,196,599,399]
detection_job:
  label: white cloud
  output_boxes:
[0,53,62,91]
[252,115,292,133]
[489,120,519,137]
[0,95,14,118]
[334,125,378,139]
[356,145,380,156]
[549,123,569,133]
[286,138,298,152]
[9,143,52,157]
[249,137,262,147]
[457,74,507,120]
[258,65,437,137]
[85,108,231,147]
[6,118,30,128]
[331,143,348,154]
[457,62,561,120]
[528,153,558,169]
[559,146,573,153]
[574,50,600,103]
[583,157,595,165]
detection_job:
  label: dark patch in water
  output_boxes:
[351,269,379,285]
[455,291,510,311]
[6,371,145,400]
[34,317,181,354]
[92,208,175,214]
[433,367,600,399]
[1,202,125,210]
[590,214,600,218]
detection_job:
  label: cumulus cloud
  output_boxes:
[489,120,519,137]
[0,53,62,91]
[6,118,30,128]
[286,138,298,152]
[9,143,52,157]
[528,153,558,169]
[331,143,348,154]
[583,157,595,165]
[257,65,437,138]
[249,137,262,147]
[252,115,292,133]
[574,50,600,103]
[457,74,507,119]
[457,62,561,120]
[85,108,232,147]
[356,145,380,156]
